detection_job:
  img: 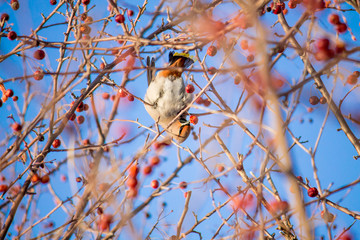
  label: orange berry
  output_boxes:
[102,92,110,99]
[217,165,225,172]
[150,156,160,166]
[240,39,248,50]
[190,115,198,125]
[98,214,113,231]
[143,165,152,175]
[128,165,139,177]
[207,46,217,57]
[126,177,138,188]
[31,174,40,183]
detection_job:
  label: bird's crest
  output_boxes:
[169,51,194,69]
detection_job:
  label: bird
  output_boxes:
[144,51,194,143]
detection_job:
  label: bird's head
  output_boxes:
[161,117,191,143]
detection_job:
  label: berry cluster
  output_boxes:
[328,14,347,34]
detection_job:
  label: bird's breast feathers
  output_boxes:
[145,75,193,120]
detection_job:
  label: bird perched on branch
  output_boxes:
[144,52,194,143]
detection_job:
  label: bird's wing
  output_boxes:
[147,56,155,86]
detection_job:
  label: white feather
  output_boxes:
[144,75,193,123]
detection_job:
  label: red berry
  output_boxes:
[5,89,14,98]
[12,96,18,101]
[179,181,187,189]
[115,14,125,23]
[10,0,19,10]
[0,184,8,192]
[185,84,195,93]
[143,165,152,175]
[60,175,67,182]
[335,41,346,53]
[76,177,82,182]
[34,50,45,60]
[217,165,225,172]
[203,98,211,107]
[12,122,22,132]
[346,74,358,85]
[0,99,2,107]
[77,115,85,124]
[272,4,282,14]
[308,187,318,197]
[288,0,297,8]
[309,96,320,105]
[339,233,353,240]
[126,177,138,188]
[246,54,254,62]
[316,38,330,50]
[150,156,160,166]
[98,214,113,231]
[76,102,84,112]
[50,0,57,5]
[83,103,89,111]
[1,13,9,21]
[102,92,110,99]
[7,31,17,40]
[151,180,159,189]
[97,207,103,215]
[69,113,76,121]
[336,23,347,33]
[208,67,217,75]
[82,139,90,145]
[34,70,44,80]
[52,139,61,148]
[234,76,241,85]
[118,88,127,98]
[127,10,134,17]
[128,188,138,198]
[127,94,134,101]
[207,46,217,57]
[319,96,326,104]
[82,0,90,5]
[100,62,105,69]
[190,115,198,125]
[353,71,360,78]
[41,175,50,184]
[314,49,334,61]
[328,14,340,25]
